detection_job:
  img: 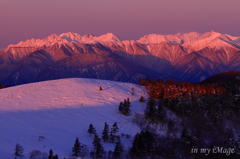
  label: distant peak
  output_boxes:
[83,33,95,39]
[47,33,59,39]
[100,33,120,41]
[59,32,81,42]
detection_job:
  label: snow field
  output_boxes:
[0,78,147,158]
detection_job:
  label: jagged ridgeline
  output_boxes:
[1,31,240,86]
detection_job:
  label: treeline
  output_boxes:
[0,83,10,89]
[138,77,226,100]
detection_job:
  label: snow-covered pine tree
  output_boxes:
[87,124,96,137]
[102,122,109,142]
[72,137,82,156]
[113,139,124,159]
[92,134,105,158]
[14,143,24,159]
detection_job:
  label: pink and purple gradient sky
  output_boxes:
[0,0,239,49]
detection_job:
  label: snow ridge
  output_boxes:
[5,31,240,53]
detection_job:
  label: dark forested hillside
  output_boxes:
[132,77,240,158]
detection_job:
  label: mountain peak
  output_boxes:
[83,33,95,39]
[59,32,81,42]
[98,33,121,42]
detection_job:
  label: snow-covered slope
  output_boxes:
[0,78,147,158]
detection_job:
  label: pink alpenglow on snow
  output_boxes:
[0,0,240,49]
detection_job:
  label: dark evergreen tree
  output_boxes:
[102,122,109,142]
[119,99,131,116]
[157,102,166,122]
[145,99,157,123]
[90,150,95,158]
[112,122,119,135]
[130,131,156,158]
[131,133,146,157]
[180,126,196,145]
[14,143,24,159]
[108,150,113,159]
[92,134,105,158]
[72,137,82,156]
[109,130,115,143]
[0,83,4,89]
[124,98,131,115]
[88,124,96,137]
[118,102,123,113]
[113,139,124,159]
[52,155,58,159]
[144,131,155,155]
[138,77,142,85]
[140,96,145,102]
[167,119,175,133]
[48,149,53,159]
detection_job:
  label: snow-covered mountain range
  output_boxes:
[1,31,240,86]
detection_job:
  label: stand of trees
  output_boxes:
[138,77,226,100]
[118,98,131,116]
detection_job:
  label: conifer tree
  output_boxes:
[92,134,105,158]
[109,130,115,143]
[118,102,123,113]
[145,99,157,123]
[48,149,53,159]
[125,98,131,114]
[0,83,3,89]
[52,155,58,159]
[90,150,95,158]
[72,137,82,156]
[102,122,109,142]
[113,139,124,159]
[138,77,142,85]
[14,143,24,159]
[144,131,155,155]
[181,126,196,144]
[120,98,131,116]
[140,96,145,102]
[112,122,119,135]
[108,150,113,159]
[157,103,166,122]
[131,131,155,157]
[87,124,96,137]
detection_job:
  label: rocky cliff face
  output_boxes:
[1,31,240,86]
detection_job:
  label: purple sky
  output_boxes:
[0,0,239,49]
